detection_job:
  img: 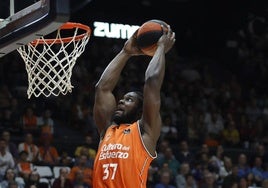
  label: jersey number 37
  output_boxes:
[102,163,118,180]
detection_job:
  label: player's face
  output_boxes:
[113,92,141,124]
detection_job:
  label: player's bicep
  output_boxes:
[141,84,162,137]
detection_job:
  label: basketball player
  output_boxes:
[92,24,175,187]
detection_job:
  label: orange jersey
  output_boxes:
[17,161,34,174]
[39,146,59,164]
[93,121,156,188]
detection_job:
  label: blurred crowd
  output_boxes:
[0,10,267,188]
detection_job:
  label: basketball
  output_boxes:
[137,19,168,56]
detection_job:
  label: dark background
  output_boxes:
[0,0,267,58]
[69,0,268,58]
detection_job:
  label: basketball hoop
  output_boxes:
[17,22,91,99]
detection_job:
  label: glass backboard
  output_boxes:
[0,0,70,58]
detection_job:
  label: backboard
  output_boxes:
[0,0,70,58]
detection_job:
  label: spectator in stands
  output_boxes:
[195,112,207,144]
[221,119,240,147]
[0,168,24,188]
[209,145,225,172]
[7,180,19,188]
[237,153,251,179]
[251,156,265,186]
[38,135,60,166]
[204,133,220,147]
[69,94,88,131]
[58,151,73,167]
[175,140,194,165]
[195,144,211,164]
[250,143,268,166]
[191,161,205,185]
[156,147,180,178]
[238,177,249,188]
[1,130,19,161]
[21,107,38,137]
[16,151,34,181]
[222,165,239,188]
[246,120,259,144]
[262,179,268,188]
[185,113,199,145]
[175,162,191,188]
[147,161,159,188]
[24,170,49,188]
[246,172,255,187]
[253,117,267,144]
[68,154,92,188]
[37,109,54,141]
[160,115,178,143]
[245,97,262,123]
[204,108,224,141]
[18,133,40,163]
[199,171,218,188]
[236,114,251,147]
[74,135,96,161]
[219,156,233,182]
[195,153,212,178]
[263,162,268,180]
[154,170,176,188]
[156,139,170,162]
[52,167,73,188]
[157,163,174,183]
[73,147,93,168]
[72,169,90,188]
[0,138,15,181]
[184,173,198,188]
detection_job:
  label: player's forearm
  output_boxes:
[145,45,165,89]
[95,50,131,91]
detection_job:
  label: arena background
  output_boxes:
[0,1,267,186]
[69,0,267,58]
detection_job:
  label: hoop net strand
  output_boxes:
[17,22,91,99]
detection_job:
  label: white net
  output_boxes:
[17,22,91,99]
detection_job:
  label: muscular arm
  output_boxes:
[93,50,131,137]
[141,25,175,154]
[141,45,165,153]
[93,30,144,137]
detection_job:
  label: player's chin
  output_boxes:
[112,113,122,122]
[114,110,123,116]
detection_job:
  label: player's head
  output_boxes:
[112,91,143,125]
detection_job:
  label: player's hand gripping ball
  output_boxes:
[137,19,169,56]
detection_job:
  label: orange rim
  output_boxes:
[31,22,91,45]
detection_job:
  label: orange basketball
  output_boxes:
[137,19,168,56]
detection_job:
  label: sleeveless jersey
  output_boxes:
[93,121,156,188]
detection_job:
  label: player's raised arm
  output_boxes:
[93,30,144,137]
[140,25,176,153]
